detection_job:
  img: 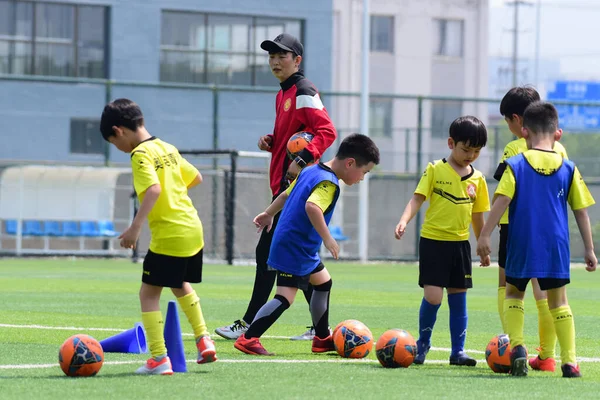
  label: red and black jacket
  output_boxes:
[266,72,337,196]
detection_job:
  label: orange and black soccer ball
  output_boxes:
[485,334,512,373]
[333,319,373,359]
[286,131,314,160]
[58,334,104,377]
[375,329,417,368]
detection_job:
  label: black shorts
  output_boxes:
[142,249,203,288]
[498,224,509,269]
[505,276,570,292]
[276,263,325,291]
[419,237,472,289]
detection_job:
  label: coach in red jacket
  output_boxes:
[215,33,337,341]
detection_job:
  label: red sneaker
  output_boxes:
[234,333,274,356]
[135,356,173,375]
[196,336,218,364]
[528,355,556,372]
[312,334,335,353]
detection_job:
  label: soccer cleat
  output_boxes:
[413,340,430,365]
[234,333,274,356]
[312,334,335,353]
[510,345,528,377]
[196,336,218,364]
[449,351,477,367]
[290,326,316,341]
[528,355,556,372]
[214,319,248,340]
[135,356,174,375]
[561,363,582,378]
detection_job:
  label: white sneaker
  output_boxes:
[135,356,173,375]
[290,326,316,341]
[215,319,248,340]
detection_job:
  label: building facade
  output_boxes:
[331,0,489,172]
[0,0,334,164]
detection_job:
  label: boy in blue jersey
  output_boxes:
[234,133,380,356]
[477,101,597,378]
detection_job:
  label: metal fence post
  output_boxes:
[225,151,238,265]
[414,97,424,259]
[211,86,219,258]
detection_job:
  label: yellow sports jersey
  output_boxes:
[416,159,490,241]
[497,138,568,224]
[496,150,595,210]
[286,178,336,212]
[131,137,204,257]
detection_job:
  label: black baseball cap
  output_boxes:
[260,33,304,57]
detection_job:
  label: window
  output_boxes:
[70,118,104,155]
[369,99,393,137]
[370,16,394,53]
[431,101,462,138]
[160,12,303,85]
[433,19,463,57]
[0,1,108,77]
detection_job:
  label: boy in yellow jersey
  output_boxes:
[477,101,596,377]
[496,87,568,372]
[394,116,490,366]
[100,98,217,375]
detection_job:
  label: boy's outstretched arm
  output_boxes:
[472,212,490,266]
[253,191,290,233]
[573,208,598,271]
[306,201,339,259]
[394,194,425,240]
[120,183,161,249]
[476,195,510,258]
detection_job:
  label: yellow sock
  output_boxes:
[141,311,167,359]
[177,291,209,339]
[536,299,556,359]
[504,299,525,348]
[498,287,506,332]
[551,305,576,364]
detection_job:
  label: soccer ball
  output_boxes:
[58,334,104,377]
[286,131,314,160]
[332,319,361,339]
[333,320,373,358]
[485,334,512,373]
[375,329,417,368]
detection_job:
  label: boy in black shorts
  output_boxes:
[101,98,217,374]
[394,116,490,366]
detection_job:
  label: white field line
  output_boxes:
[2,323,599,364]
[0,358,470,370]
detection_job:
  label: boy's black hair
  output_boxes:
[336,133,380,166]
[499,86,541,118]
[100,98,145,141]
[522,101,558,134]
[449,116,487,148]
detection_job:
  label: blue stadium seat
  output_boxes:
[5,220,17,235]
[63,221,81,237]
[80,221,100,237]
[98,220,119,237]
[43,221,63,236]
[23,220,44,236]
[329,226,349,241]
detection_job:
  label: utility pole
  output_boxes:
[506,1,533,87]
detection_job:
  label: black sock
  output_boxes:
[245,294,290,338]
[243,267,277,324]
[310,280,332,338]
[302,284,314,307]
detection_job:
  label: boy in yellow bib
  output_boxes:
[100,98,217,375]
